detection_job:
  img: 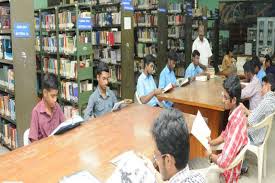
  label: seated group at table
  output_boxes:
[28,50,275,183]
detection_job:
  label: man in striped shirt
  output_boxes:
[206,76,248,183]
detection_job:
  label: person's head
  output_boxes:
[151,108,189,181]
[167,51,177,71]
[192,50,200,66]
[144,54,156,75]
[42,73,59,108]
[261,74,275,96]
[198,25,205,41]
[265,54,272,68]
[243,61,255,80]
[252,57,262,74]
[96,62,110,91]
[226,48,233,57]
[222,75,241,110]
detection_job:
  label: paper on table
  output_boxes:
[110,150,136,166]
[59,170,101,183]
[191,111,211,152]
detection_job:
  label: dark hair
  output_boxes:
[192,50,200,58]
[226,48,233,55]
[263,73,275,92]
[243,61,255,74]
[167,50,178,62]
[151,108,189,170]
[42,73,58,91]
[96,62,109,75]
[252,57,262,69]
[223,75,241,105]
[265,54,273,65]
[144,54,156,68]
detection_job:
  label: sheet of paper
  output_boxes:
[60,170,101,183]
[191,111,211,151]
[110,150,136,166]
[124,17,131,30]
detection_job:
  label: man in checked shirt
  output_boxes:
[206,76,248,183]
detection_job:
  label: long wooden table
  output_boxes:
[0,104,199,183]
[158,77,226,159]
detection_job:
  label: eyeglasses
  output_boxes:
[221,91,230,101]
[152,153,168,164]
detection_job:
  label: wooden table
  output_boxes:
[0,104,198,183]
[158,77,226,159]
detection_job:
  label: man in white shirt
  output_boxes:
[192,25,212,69]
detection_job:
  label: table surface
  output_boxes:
[0,104,197,183]
[158,77,225,111]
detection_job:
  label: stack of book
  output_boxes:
[63,105,79,119]
[94,47,121,64]
[0,6,10,29]
[0,66,14,91]
[43,57,58,75]
[0,121,17,149]
[109,65,121,82]
[58,10,76,30]
[0,36,13,60]
[136,43,156,58]
[35,16,40,31]
[42,36,57,53]
[41,13,56,31]
[94,12,121,26]
[0,94,15,120]
[92,31,121,46]
[35,36,40,51]
[137,28,157,43]
[134,13,157,27]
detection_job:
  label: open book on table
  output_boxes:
[50,115,84,136]
[176,78,189,87]
[191,111,211,152]
[112,99,133,112]
[162,83,173,93]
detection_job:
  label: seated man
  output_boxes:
[185,50,209,81]
[220,48,237,77]
[29,73,65,142]
[206,75,248,183]
[252,56,266,84]
[152,108,205,183]
[84,62,117,120]
[136,54,162,106]
[241,61,262,110]
[264,54,275,76]
[241,73,275,145]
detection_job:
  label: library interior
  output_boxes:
[0,0,275,182]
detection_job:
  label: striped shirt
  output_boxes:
[248,91,275,145]
[169,165,205,183]
[217,105,248,183]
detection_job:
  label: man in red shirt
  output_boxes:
[29,73,65,142]
[206,75,248,183]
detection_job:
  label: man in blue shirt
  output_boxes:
[265,54,275,76]
[136,54,163,106]
[185,50,207,80]
[252,57,266,84]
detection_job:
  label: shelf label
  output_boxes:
[123,5,134,11]
[78,18,92,30]
[14,23,31,38]
[158,8,167,13]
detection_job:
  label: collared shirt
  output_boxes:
[169,165,205,183]
[29,100,65,141]
[217,105,248,183]
[184,63,203,79]
[192,37,213,66]
[248,91,275,145]
[136,72,159,107]
[221,55,237,75]
[84,87,117,120]
[266,65,275,76]
[241,75,262,110]
[256,68,266,83]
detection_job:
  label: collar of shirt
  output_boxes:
[195,36,206,43]
[96,86,110,99]
[164,65,173,73]
[169,165,190,182]
[39,99,57,114]
[141,72,153,80]
[228,105,242,121]
[251,74,259,83]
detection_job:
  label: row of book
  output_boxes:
[168,39,184,51]
[0,6,10,30]
[0,121,17,149]
[92,31,121,46]
[168,3,182,13]
[112,86,122,98]
[41,13,56,31]
[93,12,121,27]
[133,0,159,9]
[136,28,157,43]
[60,58,92,79]
[63,105,79,119]
[98,0,120,4]
[0,94,16,121]
[168,26,185,39]
[109,65,121,82]
[0,36,13,60]
[35,36,40,51]
[43,57,58,75]
[0,66,14,91]
[94,47,121,64]
[58,10,76,30]
[168,15,185,25]
[134,13,157,27]
[136,43,156,58]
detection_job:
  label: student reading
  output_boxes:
[84,62,117,120]
[29,73,65,142]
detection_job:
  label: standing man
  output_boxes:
[192,25,212,69]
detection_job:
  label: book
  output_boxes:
[94,11,121,27]
[133,0,159,9]
[0,121,17,149]
[134,12,158,27]
[43,57,58,75]
[63,105,79,120]
[58,10,76,30]
[50,115,84,136]
[0,36,13,60]
[168,26,184,39]
[41,12,56,31]
[0,66,14,91]
[191,111,211,152]
[0,6,11,30]
[137,28,157,43]
[176,78,189,87]
[92,31,121,46]
[111,99,133,112]
[136,43,157,58]
[42,36,57,53]
[195,75,208,82]
[0,94,16,120]
[60,170,101,183]
[94,47,121,64]
[162,83,173,93]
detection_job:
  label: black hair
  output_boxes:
[252,57,262,69]
[192,50,200,58]
[265,54,273,65]
[167,50,178,62]
[96,62,109,75]
[226,48,233,55]
[223,75,241,105]
[263,73,275,92]
[151,108,189,170]
[144,54,156,68]
[243,61,255,74]
[42,73,58,91]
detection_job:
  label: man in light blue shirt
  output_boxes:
[185,50,205,80]
[252,57,266,84]
[136,54,163,106]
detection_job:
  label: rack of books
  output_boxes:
[0,0,17,150]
